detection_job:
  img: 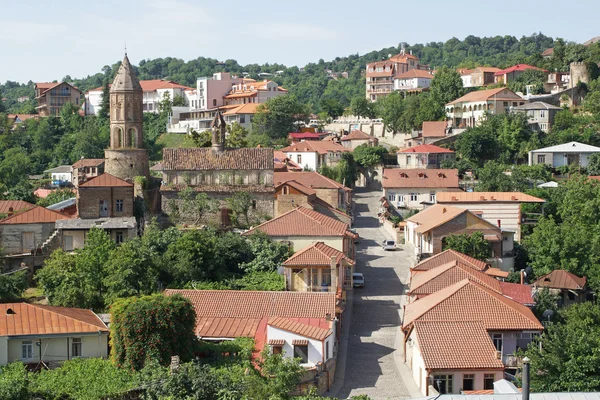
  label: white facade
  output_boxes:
[528,141,600,168]
[461,74,473,88]
[267,324,335,367]
[51,171,72,183]
[1,333,109,366]
[384,189,450,210]
[285,151,318,171]
[394,77,432,91]
[193,73,242,110]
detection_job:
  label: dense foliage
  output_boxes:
[110,294,197,370]
[442,232,491,261]
[0,271,28,303]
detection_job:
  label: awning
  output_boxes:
[268,339,285,346]
[292,339,309,346]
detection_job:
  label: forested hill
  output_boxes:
[4,32,598,114]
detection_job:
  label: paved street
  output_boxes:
[333,188,420,400]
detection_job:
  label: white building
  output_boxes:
[1,303,109,366]
[382,169,460,210]
[528,141,600,168]
[44,165,73,185]
[457,68,474,88]
[224,79,287,106]
[192,73,242,110]
[279,141,351,172]
[85,79,192,115]
[394,69,434,91]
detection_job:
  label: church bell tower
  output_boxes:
[104,54,149,181]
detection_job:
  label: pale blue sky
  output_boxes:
[1,0,598,83]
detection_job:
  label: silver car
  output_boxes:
[382,240,396,251]
[353,273,365,288]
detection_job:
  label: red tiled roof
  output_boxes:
[403,279,543,331]
[436,192,545,203]
[494,64,547,76]
[72,158,105,168]
[162,148,274,171]
[223,103,261,115]
[382,169,459,189]
[194,317,261,338]
[273,151,302,171]
[0,200,35,215]
[79,173,132,187]
[447,87,521,105]
[283,242,354,267]
[414,320,504,370]
[0,303,108,336]
[289,132,327,140]
[268,317,332,340]
[413,249,489,273]
[274,172,350,191]
[395,69,434,80]
[398,144,453,154]
[422,121,447,138]
[275,180,317,196]
[474,67,502,73]
[499,282,534,306]
[340,130,378,142]
[0,206,71,225]
[409,261,502,296]
[541,48,554,57]
[533,270,587,290]
[243,207,351,237]
[484,268,510,279]
[280,141,351,155]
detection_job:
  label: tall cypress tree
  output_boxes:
[0,88,6,114]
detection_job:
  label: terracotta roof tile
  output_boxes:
[407,204,468,233]
[382,169,459,189]
[223,103,261,115]
[0,303,108,336]
[403,279,543,331]
[340,130,378,142]
[275,180,317,196]
[0,206,71,225]
[280,141,351,155]
[395,69,434,79]
[414,320,504,370]
[162,148,274,171]
[495,64,547,75]
[268,317,332,340]
[533,270,587,290]
[398,144,454,154]
[194,317,261,338]
[243,207,351,237]
[413,249,489,273]
[79,173,132,187]
[422,121,447,138]
[447,87,520,105]
[165,290,336,320]
[0,200,35,215]
[409,261,501,296]
[269,339,285,345]
[274,172,349,190]
[474,67,502,73]
[283,242,354,267]
[436,192,544,203]
[499,282,534,306]
[72,158,105,168]
[484,268,510,278]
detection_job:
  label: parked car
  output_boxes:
[353,273,365,288]
[382,240,396,251]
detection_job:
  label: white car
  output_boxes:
[353,273,365,288]
[382,240,396,251]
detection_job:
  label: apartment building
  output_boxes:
[365,50,426,102]
[35,82,83,116]
[224,79,287,106]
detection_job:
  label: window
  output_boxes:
[568,291,576,301]
[429,192,436,202]
[22,340,33,360]
[406,155,412,165]
[115,231,124,244]
[537,155,546,164]
[492,333,503,353]
[116,199,123,213]
[325,341,330,360]
[433,375,453,394]
[297,154,302,164]
[484,374,495,390]
[410,193,418,202]
[212,99,217,107]
[540,110,546,118]
[293,344,309,363]
[251,200,257,210]
[72,338,82,357]
[503,102,509,107]
[283,186,289,195]
[512,102,517,107]
[388,194,396,202]
[271,345,283,355]
[322,269,332,286]
[462,374,475,391]
[240,115,246,123]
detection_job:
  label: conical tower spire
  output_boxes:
[111,54,142,92]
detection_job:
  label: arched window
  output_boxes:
[128,128,137,147]
[114,127,123,148]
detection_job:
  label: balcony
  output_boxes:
[502,353,522,368]
[368,88,393,94]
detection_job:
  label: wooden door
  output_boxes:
[22,232,34,252]
[99,200,109,217]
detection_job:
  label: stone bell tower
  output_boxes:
[104,54,149,181]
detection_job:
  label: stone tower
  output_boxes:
[104,54,150,181]
[569,62,590,89]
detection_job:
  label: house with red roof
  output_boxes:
[494,64,547,85]
[0,303,109,366]
[165,290,339,392]
[340,130,379,150]
[532,270,591,306]
[274,171,352,211]
[35,82,83,117]
[397,144,455,169]
[382,168,461,210]
[280,141,351,172]
[274,151,303,172]
[403,279,543,395]
[394,69,434,91]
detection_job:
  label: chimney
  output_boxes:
[8,207,14,216]
[522,357,531,400]
[442,207,447,213]
[330,255,338,291]
[520,270,525,285]
[497,219,501,228]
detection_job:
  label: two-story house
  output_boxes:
[494,64,547,85]
[279,141,351,172]
[528,141,600,168]
[382,169,460,210]
[512,102,562,133]
[35,82,83,117]
[471,67,502,87]
[340,130,379,150]
[394,69,434,92]
[397,145,455,169]
[274,171,352,211]
[71,158,105,187]
[445,88,526,129]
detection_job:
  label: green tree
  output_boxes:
[524,303,600,392]
[429,66,465,108]
[226,191,254,228]
[176,187,219,225]
[443,232,491,261]
[352,144,388,168]
[110,294,197,370]
[376,91,405,134]
[533,287,560,322]
[0,362,30,400]
[0,89,5,114]
[240,232,293,273]
[252,95,308,140]
[190,128,212,147]
[508,68,547,94]
[36,187,74,207]
[350,96,377,119]
[589,153,600,176]
[226,122,248,148]
[475,161,515,192]
[98,82,111,120]
[454,125,500,166]
[172,94,187,107]
[320,98,344,119]
[0,271,27,303]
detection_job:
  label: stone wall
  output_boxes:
[163,169,273,187]
[314,188,340,209]
[104,149,150,181]
[78,186,135,219]
[431,213,467,254]
[276,194,311,217]
[0,223,55,255]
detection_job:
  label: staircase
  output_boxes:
[40,230,61,255]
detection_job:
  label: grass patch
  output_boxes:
[151,133,196,160]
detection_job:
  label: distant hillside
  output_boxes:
[3,33,599,114]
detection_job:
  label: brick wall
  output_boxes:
[431,213,467,253]
[77,186,134,219]
[276,194,311,217]
[314,188,339,208]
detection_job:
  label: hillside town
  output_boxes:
[2,22,600,400]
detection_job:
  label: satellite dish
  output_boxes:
[542,309,554,320]
[388,54,392,58]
